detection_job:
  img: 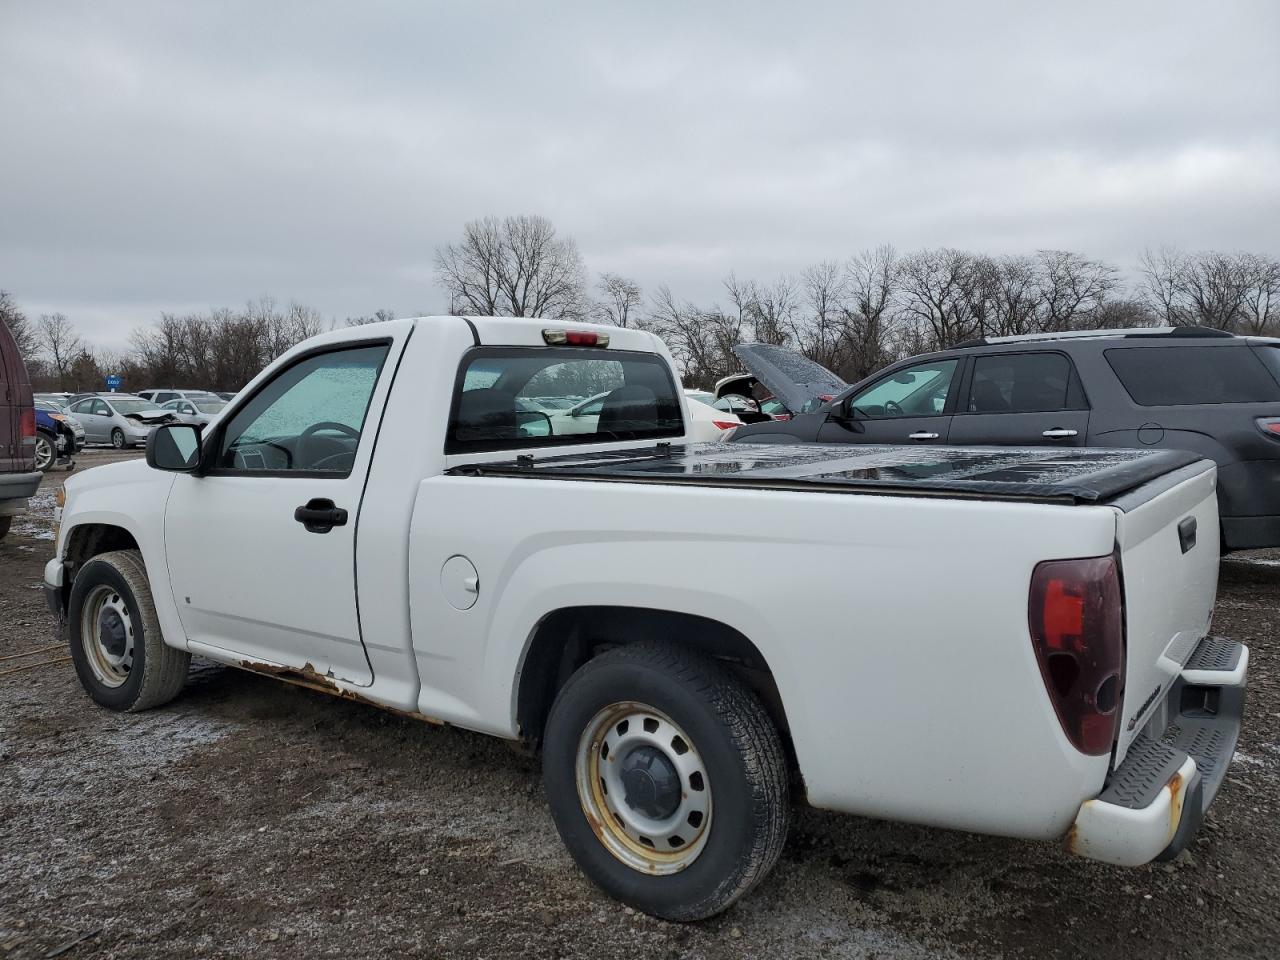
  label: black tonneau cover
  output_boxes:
[449,442,1206,505]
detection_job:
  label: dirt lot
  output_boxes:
[1,449,1277,959]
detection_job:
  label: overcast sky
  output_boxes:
[3,1,1278,351]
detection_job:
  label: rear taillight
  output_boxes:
[20,408,36,443]
[712,420,739,431]
[1255,417,1280,439]
[1028,554,1124,755]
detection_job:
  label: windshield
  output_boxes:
[107,398,161,414]
[34,400,62,412]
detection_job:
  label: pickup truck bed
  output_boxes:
[449,441,1205,505]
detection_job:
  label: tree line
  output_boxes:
[4,213,1279,394]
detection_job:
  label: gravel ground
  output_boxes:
[1,449,1277,959]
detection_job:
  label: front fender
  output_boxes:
[58,463,183,650]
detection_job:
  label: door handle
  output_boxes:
[1041,428,1079,439]
[908,432,939,440]
[294,498,348,534]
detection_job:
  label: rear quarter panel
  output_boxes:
[408,477,1119,840]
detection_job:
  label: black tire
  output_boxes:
[35,430,56,472]
[0,516,10,540]
[110,428,126,449]
[67,549,190,712]
[543,641,789,921]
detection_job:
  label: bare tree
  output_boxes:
[1140,248,1261,331]
[38,313,83,388]
[593,273,643,328]
[986,255,1041,337]
[797,261,851,372]
[346,308,397,327]
[1240,252,1280,336]
[896,248,977,349]
[1,290,41,364]
[1035,250,1118,331]
[641,286,727,388]
[1139,246,1186,324]
[435,215,587,320]
[837,245,900,382]
[1178,251,1251,329]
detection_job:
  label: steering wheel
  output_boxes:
[297,421,361,470]
[883,399,904,416]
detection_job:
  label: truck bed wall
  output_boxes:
[406,476,1119,841]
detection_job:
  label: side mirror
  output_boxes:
[147,423,203,472]
[516,410,553,438]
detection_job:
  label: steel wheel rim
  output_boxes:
[34,435,53,470]
[80,584,135,688]
[575,701,712,875]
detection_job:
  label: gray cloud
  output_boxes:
[2,0,1277,350]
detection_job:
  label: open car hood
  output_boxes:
[728,343,847,414]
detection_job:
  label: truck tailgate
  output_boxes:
[1112,461,1219,765]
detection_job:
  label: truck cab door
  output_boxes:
[162,339,401,685]
[817,357,961,445]
[947,351,1091,447]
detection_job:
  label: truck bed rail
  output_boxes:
[449,442,1205,507]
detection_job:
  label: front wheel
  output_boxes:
[67,549,190,712]
[110,428,126,449]
[34,431,55,471]
[543,642,789,920]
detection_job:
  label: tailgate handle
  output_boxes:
[1178,516,1197,554]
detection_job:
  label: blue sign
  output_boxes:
[105,375,122,391]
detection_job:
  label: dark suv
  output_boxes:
[728,328,1280,550]
[1,316,39,541]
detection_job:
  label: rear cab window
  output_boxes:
[446,347,684,453]
[1105,346,1280,405]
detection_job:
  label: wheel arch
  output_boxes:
[63,522,142,576]
[514,605,797,770]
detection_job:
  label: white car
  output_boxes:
[159,396,229,427]
[45,316,1247,921]
[683,389,741,441]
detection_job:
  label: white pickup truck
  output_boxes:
[44,316,1248,920]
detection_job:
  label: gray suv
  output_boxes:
[728,327,1280,550]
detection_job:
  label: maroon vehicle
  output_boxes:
[0,316,39,540]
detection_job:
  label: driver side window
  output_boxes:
[215,344,389,475]
[849,359,959,420]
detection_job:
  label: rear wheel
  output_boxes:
[0,516,11,540]
[543,642,789,920]
[110,428,126,449]
[67,549,190,711]
[34,431,55,471]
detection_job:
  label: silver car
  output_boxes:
[67,394,174,448]
[160,395,228,426]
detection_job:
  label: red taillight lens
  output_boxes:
[20,408,36,440]
[712,420,739,431]
[1028,555,1124,755]
[1255,417,1280,438]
